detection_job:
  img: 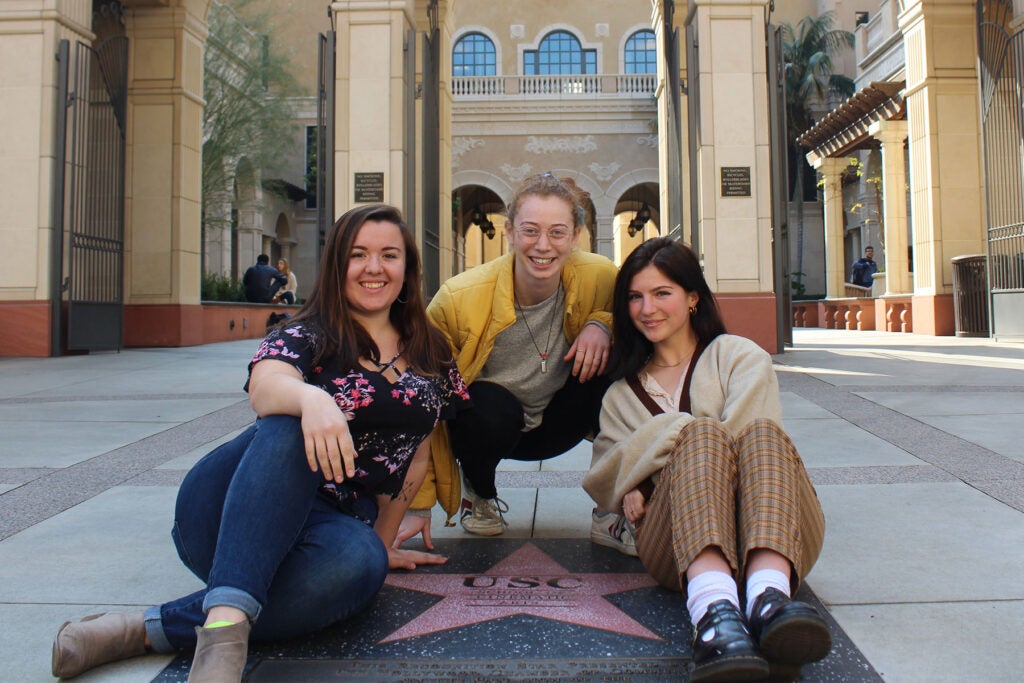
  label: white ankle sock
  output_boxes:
[686,570,740,625]
[745,568,791,619]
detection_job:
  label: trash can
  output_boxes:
[950,255,989,337]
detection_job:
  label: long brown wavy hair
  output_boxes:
[286,204,451,376]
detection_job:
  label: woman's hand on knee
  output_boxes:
[387,547,447,571]
[622,488,647,525]
[299,388,358,482]
[565,324,610,382]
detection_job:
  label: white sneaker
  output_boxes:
[591,508,638,556]
[459,484,509,536]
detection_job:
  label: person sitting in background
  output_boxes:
[243,254,287,303]
[274,258,298,305]
[584,237,830,682]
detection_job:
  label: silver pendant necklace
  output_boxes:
[514,284,561,373]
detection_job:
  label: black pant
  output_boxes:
[449,374,610,499]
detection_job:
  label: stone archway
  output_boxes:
[611,181,661,264]
[453,183,506,271]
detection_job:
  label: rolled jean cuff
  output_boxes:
[203,586,262,622]
[144,605,176,654]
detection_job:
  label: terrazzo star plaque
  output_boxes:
[382,542,661,643]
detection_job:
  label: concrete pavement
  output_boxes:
[1,328,1022,682]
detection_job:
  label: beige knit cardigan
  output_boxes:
[583,334,783,513]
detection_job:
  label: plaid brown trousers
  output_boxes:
[633,417,825,594]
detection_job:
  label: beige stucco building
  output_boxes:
[2,0,1022,357]
[797,0,1024,339]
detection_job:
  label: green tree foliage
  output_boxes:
[202,0,301,199]
[782,12,855,288]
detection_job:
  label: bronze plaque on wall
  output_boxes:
[720,166,751,197]
[354,172,384,202]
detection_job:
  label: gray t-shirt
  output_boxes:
[478,287,571,431]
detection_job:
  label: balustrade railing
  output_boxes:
[452,73,656,99]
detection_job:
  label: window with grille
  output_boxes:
[524,30,596,75]
[625,30,656,74]
[453,32,496,76]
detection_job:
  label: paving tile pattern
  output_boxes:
[2,331,1023,682]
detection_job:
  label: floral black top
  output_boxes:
[248,322,470,521]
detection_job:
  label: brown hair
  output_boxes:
[286,204,451,376]
[506,172,587,229]
[276,257,290,275]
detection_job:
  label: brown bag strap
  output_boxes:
[626,373,663,417]
[677,343,706,414]
[626,342,708,416]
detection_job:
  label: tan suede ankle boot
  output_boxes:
[51,611,147,679]
[186,620,251,683]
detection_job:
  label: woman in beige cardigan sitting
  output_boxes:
[583,238,830,682]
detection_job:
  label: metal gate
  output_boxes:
[53,36,128,352]
[316,31,336,259]
[978,0,1024,337]
[420,0,441,297]
[660,0,684,244]
[768,24,793,349]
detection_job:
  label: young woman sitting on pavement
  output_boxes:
[395,172,633,554]
[583,237,831,682]
[51,204,469,681]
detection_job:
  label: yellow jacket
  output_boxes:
[416,249,618,521]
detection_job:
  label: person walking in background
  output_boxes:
[850,245,878,288]
[243,254,287,303]
[584,238,830,682]
[274,258,298,304]
[51,205,468,681]
[396,172,633,554]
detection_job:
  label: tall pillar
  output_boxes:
[203,187,233,276]
[435,0,455,279]
[330,1,414,212]
[899,0,984,335]
[653,0,690,241]
[687,0,776,352]
[816,156,847,300]
[0,1,93,356]
[594,213,615,259]
[869,120,911,294]
[121,0,212,346]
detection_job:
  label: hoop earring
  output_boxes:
[689,305,697,316]
[395,285,408,305]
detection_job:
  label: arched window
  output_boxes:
[453,32,496,77]
[524,30,596,75]
[624,30,656,74]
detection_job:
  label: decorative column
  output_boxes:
[0,0,93,356]
[816,156,848,300]
[686,0,776,352]
[899,0,984,334]
[330,1,414,211]
[121,0,211,346]
[869,119,911,294]
[593,212,615,259]
[434,0,456,279]
[202,186,233,277]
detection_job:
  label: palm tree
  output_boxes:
[782,12,855,291]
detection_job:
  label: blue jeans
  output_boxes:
[144,416,389,652]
